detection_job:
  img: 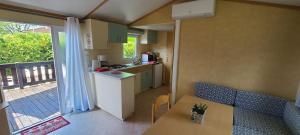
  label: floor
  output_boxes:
[3,82,60,132]
[50,86,169,135]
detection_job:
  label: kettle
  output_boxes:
[91,59,101,71]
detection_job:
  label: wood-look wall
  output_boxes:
[177,0,300,100]
[151,31,168,83]
[0,9,64,26]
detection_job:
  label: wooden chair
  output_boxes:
[152,94,170,124]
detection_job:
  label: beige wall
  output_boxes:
[177,0,300,100]
[165,31,174,86]
[130,0,190,27]
[0,9,64,26]
[130,3,173,26]
[151,31,168,83]
[87,42,150,65]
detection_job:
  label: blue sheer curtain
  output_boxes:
[64,17,94,113]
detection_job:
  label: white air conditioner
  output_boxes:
[172,0,216,19]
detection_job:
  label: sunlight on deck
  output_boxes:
[3,82,60,132]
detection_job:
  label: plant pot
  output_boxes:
[191,111,205,124]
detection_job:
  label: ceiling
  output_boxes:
[92,0,172,24]
[0,0,172,24]
[133,23,175,31]
[0,0,104,18]
[0,0,299,24]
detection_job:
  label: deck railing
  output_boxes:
[0,61,56,89]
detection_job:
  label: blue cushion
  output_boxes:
[235,90,287,117]
[194,82,237,105]
[233,126,265,135]
[283,102,300,135]
[234,107,291,135]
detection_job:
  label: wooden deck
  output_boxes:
[3,82,60,132]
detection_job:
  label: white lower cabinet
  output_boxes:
[94,74,135,120]
[134,73,141,95]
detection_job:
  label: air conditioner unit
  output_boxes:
[172,0,216,19]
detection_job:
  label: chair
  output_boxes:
[152,94,170,124]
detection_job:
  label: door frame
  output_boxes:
[50,26,65,114]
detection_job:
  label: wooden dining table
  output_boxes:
[143,95,233,135]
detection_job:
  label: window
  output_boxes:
[123,35,137,58]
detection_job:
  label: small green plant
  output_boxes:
[192,103,208,115]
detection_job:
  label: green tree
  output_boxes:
[123,36,137,58]
[0,21,53,64]
[0,32,53,64]
[0,22,32,34]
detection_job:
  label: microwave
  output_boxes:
[142,54,156,62]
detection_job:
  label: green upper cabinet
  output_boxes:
[108,23,128,43]
[140,30,157,44]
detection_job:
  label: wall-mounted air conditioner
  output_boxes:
[172,0,216,19]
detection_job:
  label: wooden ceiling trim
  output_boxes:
[83,0,109,19]
[0,3,67,20]
[225,0,300,10]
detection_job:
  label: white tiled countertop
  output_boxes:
[91,62,159,79]
[94,71,135,80]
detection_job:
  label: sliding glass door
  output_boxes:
[51,26,66,114]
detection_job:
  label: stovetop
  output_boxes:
[107,64,129,69]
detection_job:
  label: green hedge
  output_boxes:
[0,32,53,64]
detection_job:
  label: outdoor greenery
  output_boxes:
[123,36,137,58]
[0,22,53,64]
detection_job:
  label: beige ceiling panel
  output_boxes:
[92,0,172,24]
[1,0,104,18]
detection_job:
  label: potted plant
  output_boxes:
[191,103,208,124]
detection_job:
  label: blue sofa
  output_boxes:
[195,82,300,135]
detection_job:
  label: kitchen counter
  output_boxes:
[119,63,155,74]
[94,70,135,120]
[94,71,135,80]
[91,62,157,75]
[109,62,156,71]
[90,62,160,120]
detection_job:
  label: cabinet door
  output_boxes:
[141,69,153,90]
[108,23,118,43]
[82,19,108,49]
[81,20,93,49]
[108,23,128,43]
[147,69,153,88]
[92,20,108,49]
[141,71,147,90]
[140,30,157,44]
[134,73,141,95]
[119,25,128,43]
[148,30,157,44]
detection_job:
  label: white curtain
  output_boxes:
[63,17,94,113]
